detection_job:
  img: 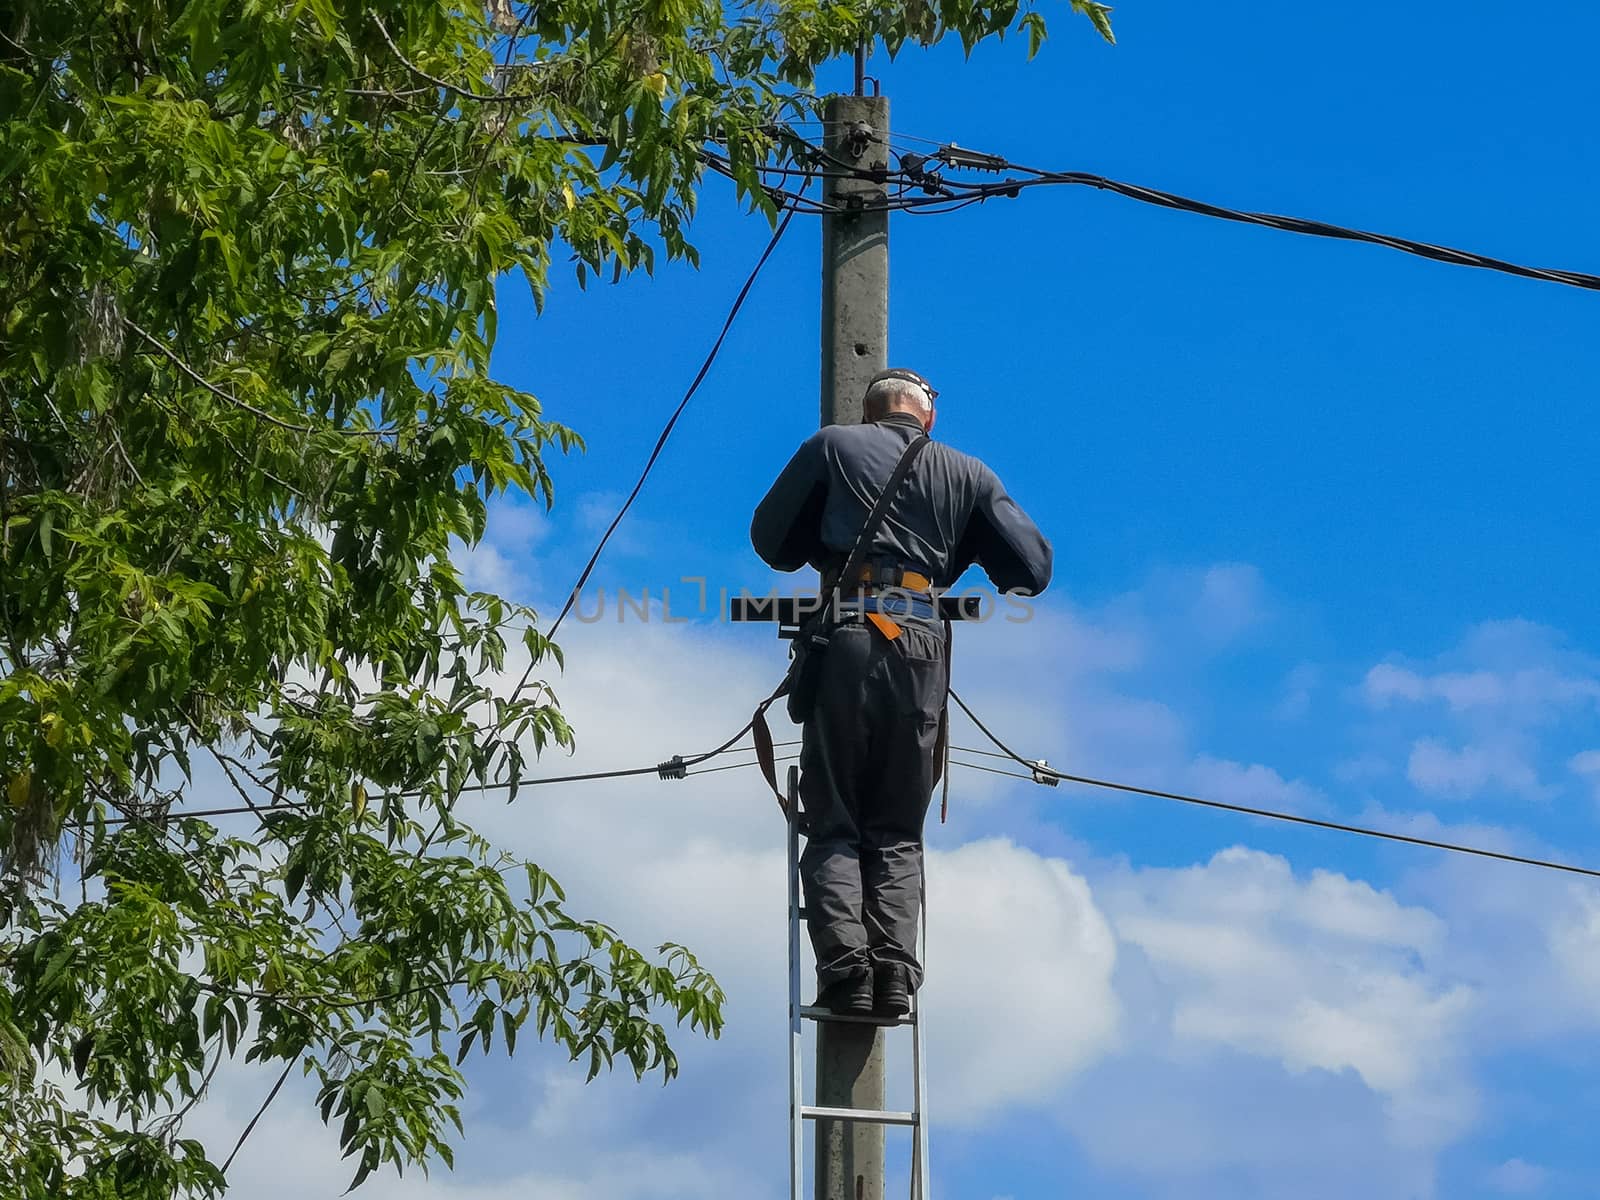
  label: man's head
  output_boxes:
[863,368,938,432]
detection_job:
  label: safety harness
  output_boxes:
[752,431,954,815]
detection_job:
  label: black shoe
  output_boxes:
[813,975,874,1015]
[873,967,912,1018]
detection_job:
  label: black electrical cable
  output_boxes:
[1001,166,1600,291]
[689,752,799,778]
[854,155,1600,291]
[950,757,1032,783]
[947,688,1600,880]
[505,171,812,705]
[86,734,807,828]
[950,744,1018,762]
[700,153,840,214]
[754,123,1600,290]
[541,172,810,642]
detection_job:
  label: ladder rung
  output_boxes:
[802,1105,918,1126]
[799,1005,914,1027]
[796,906,810,919]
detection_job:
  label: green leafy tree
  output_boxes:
[0,0,1112,1195]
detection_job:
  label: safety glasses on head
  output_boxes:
[870,367,939,407]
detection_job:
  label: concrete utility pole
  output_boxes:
[815,85,890,1200]
[819,91,890,429]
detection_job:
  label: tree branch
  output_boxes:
[124,318,390,439]
[372,15,536,104]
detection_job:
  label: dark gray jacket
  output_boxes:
[751,413,1053,595]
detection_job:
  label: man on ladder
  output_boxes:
[751,368,1053,1017]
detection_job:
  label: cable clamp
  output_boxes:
[936,143,1010,173]
[657,756,687,781]
[897,152,949,197]
[1030,759,1059,787]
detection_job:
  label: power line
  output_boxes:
[690,752,799,778]
[864,151,1600,292]
[87,740,805,828]
[744,126,1600,292]
[700,152,840,215]
[995,165,1600,292]
[507,168,813,705]
[88,672,1600,881]
[949,757,1032,783]
[946,688,1600,881]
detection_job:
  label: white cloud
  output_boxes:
[1487,1158,1549,1195]
[488,500,549,551]
[1545,885,1600,1026]
[458,541,526,597]
[1277,662,1319,719]
[1190,563,1269,644]
[197,1061,775,1200]
[1569,749,1600,803]
[1364,662,1429,707]
[1354,621,1600,814]
[1366,664,1600,718]
[924,839,1120,1123]
[1361,622,1600,726]
[1098,563,1271,659]
[1060,1051,1440,1200]
[1187,756,1321,814]
[1406,738,1544,801]
[1102,848,1476,1149]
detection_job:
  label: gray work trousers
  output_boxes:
[799,619,947,991]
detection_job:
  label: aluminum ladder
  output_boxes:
[786,764,930,1200]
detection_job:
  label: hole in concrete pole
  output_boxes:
[853,343,868,356]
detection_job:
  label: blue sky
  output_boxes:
[209,4,1600,1199]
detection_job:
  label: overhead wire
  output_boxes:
[699,152,841,215]
[86,674,1600,884]
[945,688,1600,881]
[504,167,813,708]
[803,159,1600,289]
[738,123,1600,291]
[949,757,1032,783]
[533,169,812,644]
[87,738,807,828]
[689,752,799,778]
[991,165,1600,291]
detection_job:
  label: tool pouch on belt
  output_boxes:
[783,623,828,724]
[782,431,930,726]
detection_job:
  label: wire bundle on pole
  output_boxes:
[716,126,1600,293]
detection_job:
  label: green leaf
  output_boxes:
[1021,12,1048,59]
[72,1033,95,1079]
[1071,0,1117,43]
[284,857,306,904]
[191,6,221,75]
[38,944,75,993]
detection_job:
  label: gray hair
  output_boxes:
[864,376,932,412]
